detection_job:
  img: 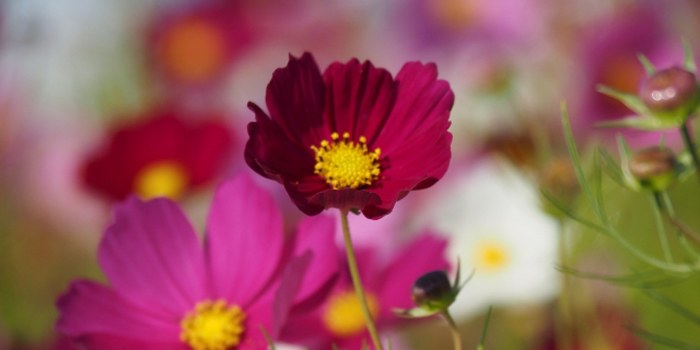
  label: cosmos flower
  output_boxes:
[244,52,453,219]
[279,233,449,350]
[57,173,339,350]
[147,0,253,88]
[413,157,560,320]
[82,109,233,201]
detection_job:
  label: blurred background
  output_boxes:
[1,0,700,349]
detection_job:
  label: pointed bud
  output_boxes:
[628,146,677,191]
[639,67,699,118]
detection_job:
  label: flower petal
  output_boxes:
[99,197,207,316]
[205,173,284,306]
[265,52,327,147]
[56,280,180,342]
[373,62,454,155]
[308,187,382,212]
[287,214,340,304]
[78,334,188,350]
[322,59,397,144]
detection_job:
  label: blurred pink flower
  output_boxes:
[279,233,449,350]
[57,173,339,350]
[573,6,687,148]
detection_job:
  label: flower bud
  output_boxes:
[628,146,677,191]
[639,67,699,117]
[411,270,454,311]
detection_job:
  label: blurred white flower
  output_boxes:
[415,157,560,320]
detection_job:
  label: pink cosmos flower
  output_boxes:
[57,173,339,350]
[279,233,449,350]
[244,52,453,219]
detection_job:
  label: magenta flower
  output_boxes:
[279,233,449,350]
[56,173,339,350]
[244,53,454,219]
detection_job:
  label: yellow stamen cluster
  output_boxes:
[473,240,510,273]
[180,300,246,350]
[134,161,189,200]
[310,132,381,189]
[322,290,380,337]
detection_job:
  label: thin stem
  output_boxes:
[477,306,493,350]
[660,192,700,255]
[340,210,384,350]
[441,310,462,350]
[680,122,700,186]
[648,193,673,264]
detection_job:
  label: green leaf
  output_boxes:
[599,147,626,185]
[596,115,675,130]
[643,290,700,325]
[596,85,649,115]
[628,327,700,350]
[637,53,656,75]
[540,189,610,235]
[684,38,697,73]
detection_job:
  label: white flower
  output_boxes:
[415,157,560,320]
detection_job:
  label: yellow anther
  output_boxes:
[134,160,189,200]
[180,300,246,350]
[311,133,381,189]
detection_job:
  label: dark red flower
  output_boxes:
[82,110,233,201]
[245,53,453,219]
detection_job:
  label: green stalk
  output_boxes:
[648,193,673,264]
[476,306,493,350]
[441,310,462,350]
[340,210,384,350]
[680,122,700,186]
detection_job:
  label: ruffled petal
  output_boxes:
[322,59,397,145]
[205,174,284,307]
[265,52,327,148]
[99,197,207,316]
[376,233,449,321]
[56,280,180,342]
[373,62,454,155]
[245,103,316,182]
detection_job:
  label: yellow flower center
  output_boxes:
[160,18,227,83]
[180,300,246,350]
[473,240,510,273]
[134,161,189,200]
[311,132,381,189]
[322,290,380,337]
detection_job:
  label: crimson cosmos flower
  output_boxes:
[245,53,454,219]
[82,110,233,201]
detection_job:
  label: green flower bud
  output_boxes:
[628,146,677,191]
[639,67,699,120]
[411,270,455,311]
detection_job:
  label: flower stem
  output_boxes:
[441,310,462,350]
[680,122,700,186]
[340,210,385,350]
[477,306,493,350]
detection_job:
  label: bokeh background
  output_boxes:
[1,0,700,349]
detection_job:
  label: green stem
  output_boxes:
[660,191,700,257]
[648,193,673,264]
[477,306,493,350]
[441,310,462,350]
[340,210,384,350]
[680,122,700,186]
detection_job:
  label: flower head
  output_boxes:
[245,53,453,219]
[82,110,233,201]
[57,173,339,350]
[279,233,449,350]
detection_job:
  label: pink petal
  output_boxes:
[99,197,207,316]
[205,173,284,306]
[288,214,340,304]
[373,62,454,155]
[322,59,397,145]
[376,233,449,321]
[56,280,180,342]
[236,293,277,350]
[272,251,314,338]
[78,334,188,350]
[265,52,327,148]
